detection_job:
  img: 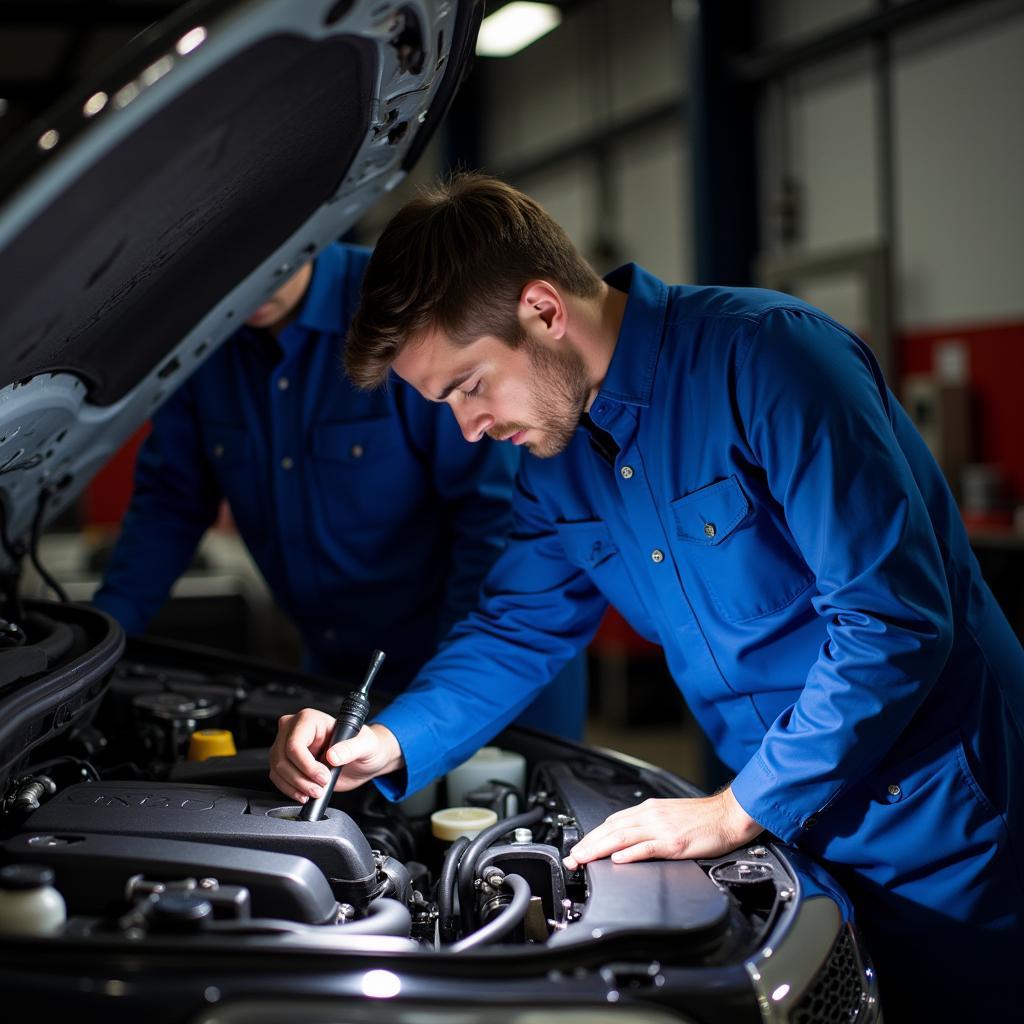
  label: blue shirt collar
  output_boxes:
[596,263,668,409]
[295,243,347,334]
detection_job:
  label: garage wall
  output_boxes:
[757,0,1024,331]
[478,0,690,281]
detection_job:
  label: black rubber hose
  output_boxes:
[449,873,532,952]
[437,835,470,943]
[335,896,412,936]
[29,488,68,603]
[204,897,412,938]
[458,804,545,935]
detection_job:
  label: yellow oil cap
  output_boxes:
[187,729,237,761]
[430,806,498,842]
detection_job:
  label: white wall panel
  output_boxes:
[519,159,602,265]
[607,0,684,122]
[610,124,690,283]
[894,12,1024,328]
[789,51,880,252]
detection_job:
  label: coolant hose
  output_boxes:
[458,804,545,934]
[337,897,412,936]
[449,873,532,952]
[438,835,470,942]
[204,897,411,938]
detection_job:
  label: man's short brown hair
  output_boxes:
[345,173,601,389]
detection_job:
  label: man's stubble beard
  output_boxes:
[521,338,590,458]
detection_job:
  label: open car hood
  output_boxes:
[0,0,482,560]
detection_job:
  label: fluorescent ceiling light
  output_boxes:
[476,2,562,57]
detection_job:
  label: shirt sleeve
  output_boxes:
[91,380,222,635]
[372,464,609,799]
[729,307,954,842]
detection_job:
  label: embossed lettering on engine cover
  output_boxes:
[66,790,217,811]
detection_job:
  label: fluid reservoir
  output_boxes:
[0,864,66,935]
[430,806,499,842]
[446,746,526,807]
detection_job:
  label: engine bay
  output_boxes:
[0,604,797,962]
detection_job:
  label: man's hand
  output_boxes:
[563,787,762,869]
[269,709,404,803]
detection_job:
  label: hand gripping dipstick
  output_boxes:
[298,649,385,823]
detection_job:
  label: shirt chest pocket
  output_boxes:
[670,476,814,622]
[554,519,618,572]
[554,519,651,628]
[310,418,410,523]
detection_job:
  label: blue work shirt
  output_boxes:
[94,243,520,693]
[376,264,1024,1014]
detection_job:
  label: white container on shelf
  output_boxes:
[445,745,526,807]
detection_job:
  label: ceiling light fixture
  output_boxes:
[476,2,562,57]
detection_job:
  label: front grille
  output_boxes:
[791,927,866,1024]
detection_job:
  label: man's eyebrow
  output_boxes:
[436,370,474,401]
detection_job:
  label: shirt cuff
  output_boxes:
[371,697,446,801]
[731,752,814,845]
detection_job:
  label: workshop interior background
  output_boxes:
[2,0,1021,789]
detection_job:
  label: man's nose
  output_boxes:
[452,403,492,443]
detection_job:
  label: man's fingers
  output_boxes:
[610,839,668,864]
[565,824,648,867]
[269,719,399,801]
[324,726,380,769]
[268,709,339,800]
[269,756,326,800]
[269,767,317,804]
[282,712,334,780]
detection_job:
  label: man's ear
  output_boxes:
[519,280,567,339]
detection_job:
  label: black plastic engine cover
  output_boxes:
[0,831,338,924]
[20,781,377,898]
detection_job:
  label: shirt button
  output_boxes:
[280,456,294,470]
[620,465,634,480]
[887,784,901,798]
[704,522,717,539]
[212,444,224,458]
[277,376,290,391]
[651,549,664,563]
[350,444,364,459]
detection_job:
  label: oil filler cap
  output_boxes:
[187,729,238,761]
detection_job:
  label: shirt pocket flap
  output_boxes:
[554,519,619,570]
[311,418,399,464]
[671,476,751,546]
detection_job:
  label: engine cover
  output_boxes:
[20,781,378,899]
[0,831,339,923]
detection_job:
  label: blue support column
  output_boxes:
[689,0,759,286]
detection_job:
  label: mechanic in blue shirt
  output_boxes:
[271,177,1024,1018]
[93,241,587,734]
